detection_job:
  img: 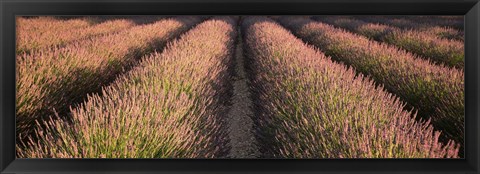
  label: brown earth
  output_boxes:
[226,26,260,158]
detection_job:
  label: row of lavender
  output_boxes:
[17,16,463,158]
[353,16,464,41]
[275,16,464,155]
[243,16,459,158]
[314,16,464,68]
[16,16,166,54]
[16,16,203,140]
[388,15,464,31]
[18,17,237,158]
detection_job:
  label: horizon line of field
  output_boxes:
[15,15,462,158]
[24,15,462,68]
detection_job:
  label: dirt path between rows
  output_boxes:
[226,26,260,158]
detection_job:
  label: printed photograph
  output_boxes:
[15,15,464,158]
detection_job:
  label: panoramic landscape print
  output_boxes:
[16,15,464,158]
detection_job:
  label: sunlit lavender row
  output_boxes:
[16,16,464,158]
[243,16,458,158]
[353,16,464,41]
[275,16,464,149]
[16,16,203,139]
[17,17,237,158]
[314,16,464,68]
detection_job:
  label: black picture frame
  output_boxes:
[1,0,479,173]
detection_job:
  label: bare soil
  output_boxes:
[226,27,260,158]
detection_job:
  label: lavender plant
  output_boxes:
[16,16,203,139]
[17,17,237,158]
[314,16,464,68]
[276,16,464,150]
[243,16,459,158]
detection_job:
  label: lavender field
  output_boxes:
[16,16,464,158]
